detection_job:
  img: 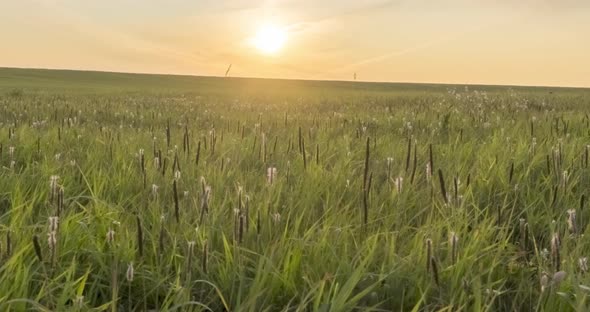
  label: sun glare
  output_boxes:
[252,24,287,55]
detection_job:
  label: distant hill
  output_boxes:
[0,67,587,96]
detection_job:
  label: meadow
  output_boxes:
[1,67,590,311]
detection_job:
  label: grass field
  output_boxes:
[1,67,590,311]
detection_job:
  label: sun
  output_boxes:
[252,24,287,55]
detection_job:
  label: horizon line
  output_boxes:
[2,66,589,91]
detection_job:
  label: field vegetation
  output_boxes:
[1,68,590,311]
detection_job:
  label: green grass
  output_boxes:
[1,67,590,311]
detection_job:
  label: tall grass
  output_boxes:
[0,71,590,310]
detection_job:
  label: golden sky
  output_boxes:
[1,0,589,87]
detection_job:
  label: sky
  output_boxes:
[1,0,589,87]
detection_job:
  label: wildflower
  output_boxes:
[267,167,277,184]
[386,157,394,166]
[188,241,195,253]
[567,209,577,234]
[106,228,115,244]
[449,232,459,264]
[47,231,57,250]
[174,170,181,181]
[272,212,281,223]
[126,262,134,282]
[579,257,588,273]
[394,176,403,193]
[152,184,159,198]
[386,157,393,178]
[50,175,60,191]
[187,240,196,267]
[48,216,59,232]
